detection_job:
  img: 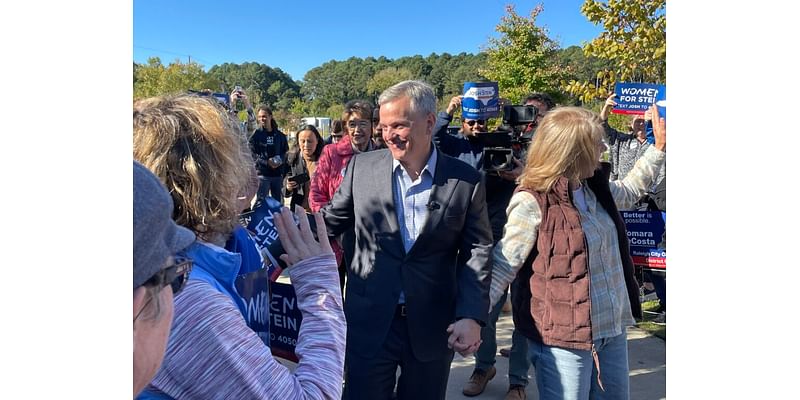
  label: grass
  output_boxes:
[637,300,666,340]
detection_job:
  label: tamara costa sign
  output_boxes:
[621,210,666,271]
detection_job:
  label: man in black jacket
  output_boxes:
[249,105,288,203]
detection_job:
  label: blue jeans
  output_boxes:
[475,288,531,387]
[257,176,283,203]
[527,332,629,400]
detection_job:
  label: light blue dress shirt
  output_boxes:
[392,148,438,304]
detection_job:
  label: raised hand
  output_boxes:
[650,104,666,152]
[600,94,617,121]
[446,95,464,116]
[272,205,333,268]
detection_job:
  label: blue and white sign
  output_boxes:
[268,282,303,362]
[621,210,666,270]
[241,197,286,281]
[462,82,500,120]
[613,82,666,117]
[237,197,303,360]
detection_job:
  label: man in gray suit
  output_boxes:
[322,80,493,400]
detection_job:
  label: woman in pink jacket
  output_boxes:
[309,99,379,289]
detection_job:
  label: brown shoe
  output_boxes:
[504,384,526,400]
[462,366,496,396]
[499,347,511,357]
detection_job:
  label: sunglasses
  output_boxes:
[143,255,193,295]
[466,120,486,127]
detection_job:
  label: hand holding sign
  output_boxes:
[272,205,333,268]
[600,94,617,121]
[446,95,463,116]
[651,104,666,152]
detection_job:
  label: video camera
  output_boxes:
[475,105,538,172]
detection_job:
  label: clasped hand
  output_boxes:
[446,319,482,357]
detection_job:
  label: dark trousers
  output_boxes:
[343,311,454,400]
[257,176,283,203]
[644,270,666,311]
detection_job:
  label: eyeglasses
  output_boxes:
[143,255,193,295]
[347,119,371,130]
[134,256,192,324]
[466,120,486,127]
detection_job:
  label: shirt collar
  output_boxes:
[185,241,242,287]
[581,183,598,214]
[392,146,438,180]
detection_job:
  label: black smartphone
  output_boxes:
[288,172,310,185]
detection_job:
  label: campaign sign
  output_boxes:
[235,267,272,350]
[613,82,666,117]
[462,82,500,120]
[621,211,666,270]
[241,197,286,281]
[237,197,302,360]
[268,282,303,362]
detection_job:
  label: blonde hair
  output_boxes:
[518,107,604,193]
[133,94,253,243]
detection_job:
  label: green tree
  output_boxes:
[480,4,568,104]
[555,45,616,104]
[206,62,300,108]
[133,57,219,99]
[366,67,415,99]
[564,0,666,102]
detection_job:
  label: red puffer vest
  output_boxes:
[511,163,642,351]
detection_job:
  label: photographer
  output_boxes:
[249,104,289,203]
[434,92,554,400]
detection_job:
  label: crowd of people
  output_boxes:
[133,79,666,400]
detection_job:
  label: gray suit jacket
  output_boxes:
[322,148,493,362]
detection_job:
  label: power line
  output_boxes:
[133,45,212,66]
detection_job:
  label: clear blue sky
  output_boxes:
[133,0,603,81]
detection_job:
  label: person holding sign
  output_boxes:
[133,94,345,400]
[490,105,666,399]
[600,94,665,186]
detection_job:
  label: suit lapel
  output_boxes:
[378,151,402,237]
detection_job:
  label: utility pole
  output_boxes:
[188,55,191,64]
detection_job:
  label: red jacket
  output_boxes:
[309,136,356,212]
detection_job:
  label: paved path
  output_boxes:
[445,311,666,399]
[278,306,665,400]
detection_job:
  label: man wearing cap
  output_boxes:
[133,161,196,397]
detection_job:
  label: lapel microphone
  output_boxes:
[426,201,440,211]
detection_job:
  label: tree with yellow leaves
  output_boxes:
[564,0,666,103]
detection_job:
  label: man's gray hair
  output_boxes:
[378,80,437,118]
